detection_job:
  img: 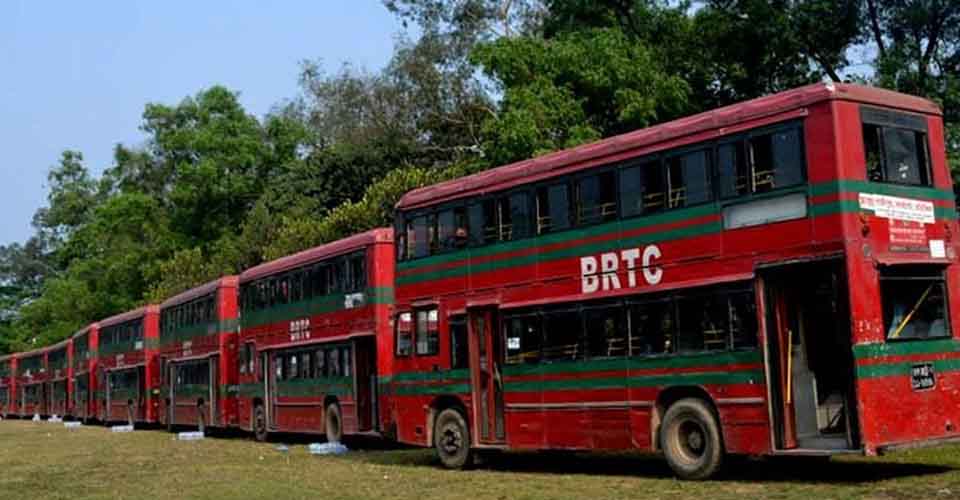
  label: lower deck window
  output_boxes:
[881,267,949,340]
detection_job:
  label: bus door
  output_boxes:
[468,307,505,445]
[265,351,277,430]
[353,336,376,432]
[762,262,858,452]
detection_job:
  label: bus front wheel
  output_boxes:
[434,408,473,469]
[661,398,724,480]
[325,403,343,443]
[253,404,268,442]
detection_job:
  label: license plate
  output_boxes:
[911,363,936,391]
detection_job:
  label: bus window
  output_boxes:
[536,183,571,234]
[450,317,469,369]
[729,291,758,349]
[349,252,366,291]
[718,141,750,199]
[437,209,457,252]
[300,352,312,379]
[862,108,930,186]
[502,192,532,241]
[576,171,617,225]
[314,349,326,377]
[415,308,439,356]
[585,304,627,359]
[666,149,711,208]
[504,314,541,365]
[396,312,413,356]
[641,159,666,214]
[328,349,341,377]
[750,128,804,193]
[677,294,729,352]
[881,267,948,340]
[412,215,429,258]
[629,299,674,356]
[542,308,582,362]
[341,346,352,377]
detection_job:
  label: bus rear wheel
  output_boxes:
[661,398,724,480]
[434,408,473,469]
[325,403,343,443]
[253,404,268,442]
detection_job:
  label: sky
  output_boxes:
[0,0,404,246]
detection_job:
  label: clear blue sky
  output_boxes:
[0,0,403,245]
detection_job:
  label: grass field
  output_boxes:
[1,419,959,499]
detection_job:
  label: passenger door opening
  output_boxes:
[762,260,859,451]
[468,307,505,445]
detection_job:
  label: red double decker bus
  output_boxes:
[47,339,72,418]
[236,228,394,442]
[16,349,48,418]
[0,354,15,417]
[71,324,99,423]
[96,307,161,425]
[159,277,239,432]
[388,83,960,478]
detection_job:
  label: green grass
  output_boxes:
[0,419,959,499]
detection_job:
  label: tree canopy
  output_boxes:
[0,0,958,353]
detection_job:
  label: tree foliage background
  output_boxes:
[1,0,958,352]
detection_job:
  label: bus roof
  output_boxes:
[240,228,393,284]
[48,338,70,352]
[160,276,238,310]
[99,305,158,329]
[397,82,941,211]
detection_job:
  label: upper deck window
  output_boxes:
[718,127,804,198]
[862,107,931,186]
[576,172,617,225]
[536,184,571,234]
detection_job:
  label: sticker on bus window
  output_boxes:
[929,239,946,258]
[507,337,521,350]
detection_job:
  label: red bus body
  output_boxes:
[388,83,960,468]
[158,277,240,430]
[95,306,161,424]
[16,349,49,418]
[235,228,394,439]
[0,354,16,417]
[47,338,73,418]
[71,324,100,422]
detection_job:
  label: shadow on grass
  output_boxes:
[354,448,955,483]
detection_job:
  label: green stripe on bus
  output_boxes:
[857,358,960,379]
[240,287,393,329]
[808,180,955,201]
[852,339,960,359]
[398,203,719,272]
[276,377,353,397]
[382,369,470,384]
[504,369,763,393]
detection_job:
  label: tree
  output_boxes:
[472,27,689,164]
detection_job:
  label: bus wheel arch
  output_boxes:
[654,387,725,480]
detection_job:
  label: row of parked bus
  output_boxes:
[3,83,960,479]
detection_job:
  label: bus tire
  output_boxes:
[434,408,473,470]
[253,404,268,442]
[325,403,343,443]
[197,402,206,434]
[661,398,724,480]
[126,402,135,428]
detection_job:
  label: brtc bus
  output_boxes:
[390,82,960,479]
[47,338,72,419]
[16,349,48,418]
[96,306,161,425]
[159,277,239,432]
[0,354,15,417]
[236,228,394,442]
[71,324,99,423]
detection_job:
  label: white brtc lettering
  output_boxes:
[580,244,662,293]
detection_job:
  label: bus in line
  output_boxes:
[388,82,960,479]
[159,277,239,432]
[236,228,394,442]
[16,349,48,418]
[0,354,15,417]
[96,306,161,425]
[71,324,99,423]
[47,338,72,419]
